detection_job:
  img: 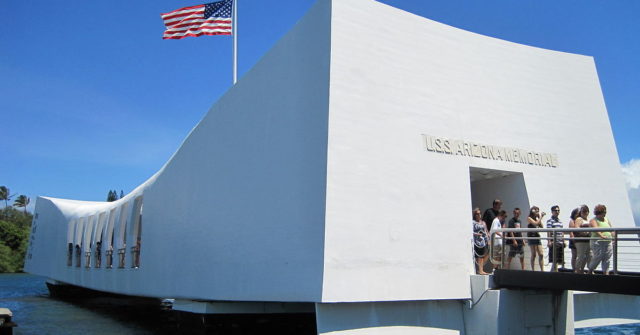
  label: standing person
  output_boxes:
[588,204,615,275]
[546,205,565,272]
[472,208,489,275]
[483,199,502,235]
[506,208,525,270]
[567,207,581,271]
[527,206,546,271]
[490,210,508,270]
[574,205,591,273]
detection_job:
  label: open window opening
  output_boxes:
[470,167,530,273]
[130,196,143,268]
[74,218,85,267]
[116,203,129,269]
[67,220,76,267]
[83,215,95,268]
[94,212,107,268]
[105,208,117,268]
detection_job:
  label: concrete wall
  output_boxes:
[574,292,640,328]
[138,0,331,302]
[316,301,466,335]
[26,0,332,302]
[470,173,531,217]
[321,0,634,302]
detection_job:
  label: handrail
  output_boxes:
[487,227,640,273]
[493,227,640,233]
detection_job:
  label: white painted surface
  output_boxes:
[574,292,640,328]
[26,0,331,302]
[316,301,465,335]
[322,0,633,302]
[24,0,634,316]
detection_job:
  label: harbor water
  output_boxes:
[0,273,638,334]
[0,273,174,335]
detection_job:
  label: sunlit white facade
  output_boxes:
[25,0,637,333]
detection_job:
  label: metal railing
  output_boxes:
[488,227,640,274]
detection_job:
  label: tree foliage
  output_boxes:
[107,190,117,202]
[0,186,11,208]
[13,195,30,212]
[107,189,125,202]
[0,207,32,273]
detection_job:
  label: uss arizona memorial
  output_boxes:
[25,0,638,334]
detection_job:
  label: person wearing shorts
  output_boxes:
[506,208,525,270]
[527,206,546,271]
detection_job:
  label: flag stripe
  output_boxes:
[164,20,231,35]
[160,5,205,20]
[166,18,231,30]
[163,32,231,40]
[164,29,232,37]
[162,9,204,24]
[165,16,205,28]
[163,30,231,39]
[164,24,232,34]
[164,25,232,36]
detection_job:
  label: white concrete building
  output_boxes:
[25,0,638,333]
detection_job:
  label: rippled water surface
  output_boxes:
[1,273,638,334]
[0,273,316,334]
[0,273,178,335]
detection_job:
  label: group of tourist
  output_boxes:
[472,199,615,275]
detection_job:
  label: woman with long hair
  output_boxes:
[574,205,591,273]
[527,206,546,271]
[568,207,581,271]
[472,208,489,275]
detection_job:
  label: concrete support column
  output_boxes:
[315,300,466,335]
[463,275,575,335]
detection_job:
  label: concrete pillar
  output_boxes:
[315,300,466,335]
[462,275,574,335]
[314,276,577,335]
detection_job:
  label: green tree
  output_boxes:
[0,243,17,273]
[0,209,32,273]
[107,190,117,202]
[13,195,30,213]
[0,186,12,208]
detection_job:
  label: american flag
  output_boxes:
[161,0,233,40]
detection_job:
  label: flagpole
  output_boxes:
[232,0,238,84]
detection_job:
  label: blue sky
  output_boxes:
[1,0,639,218]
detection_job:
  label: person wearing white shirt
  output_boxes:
[490,210,508,270]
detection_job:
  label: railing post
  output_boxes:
[613,231,618,275]
[501,233,505,269]
[552,233,557,272]
[490,232,503,270]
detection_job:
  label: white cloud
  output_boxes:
[622,159,640,227]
